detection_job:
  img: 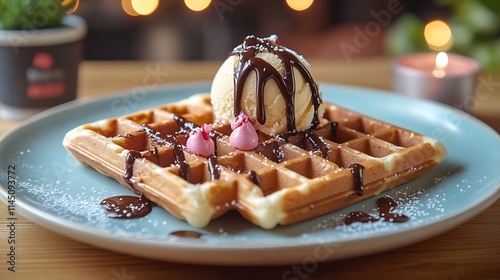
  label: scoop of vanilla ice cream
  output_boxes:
[210,50,324,136]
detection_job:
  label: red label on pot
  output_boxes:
[27,82,65,99]
[26,52,67,100]
[33,52,54,70]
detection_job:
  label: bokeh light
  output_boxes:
[61,0,79,14]
[122,0,139,16]
[131,0,159,15]
[286,0,314,11]
[184,0,212,12]
[424,20,453,51]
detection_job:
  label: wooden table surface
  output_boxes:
[0,58,499,280]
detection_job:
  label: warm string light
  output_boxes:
[122,0,159,16]
[61,0,79,14]
[121,0,314,16]
[132,0,159,15]
[184,0,212,11]
[286,0,314,11]
[122,0,138,16]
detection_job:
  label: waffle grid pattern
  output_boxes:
[63,94,446,229]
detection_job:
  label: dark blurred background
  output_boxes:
[72,0,500,71]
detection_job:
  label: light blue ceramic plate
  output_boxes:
[1,83,499,265]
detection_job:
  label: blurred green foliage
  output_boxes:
[385,0,500,71]
[0,0,76,30]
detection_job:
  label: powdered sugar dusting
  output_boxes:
[13,164,112,227]
[296,168,460,242]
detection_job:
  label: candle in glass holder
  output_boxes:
[391,52,480,110]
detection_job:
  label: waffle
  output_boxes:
[63,94,447,229]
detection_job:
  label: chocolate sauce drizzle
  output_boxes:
[252,123,367,196]
[330,122,338,143]
[349,163,365,196]
[173,114,198,132]
[169,230,205,238]
[276,130,330,159]
[121,115,227,191]
[142,124,191,181]
[103,115,229,220]
[255,141,284,163]
[245,170,261,186]
[100,195,152,219]
[124,151,143,186]
[304,131,329,159]
[231,35,322,132]
[151,146,160,162]
[255,129,331,163]
[207,155,221,181]
[344,196,409,225]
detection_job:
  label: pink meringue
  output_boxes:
[186,124,215,157]
[230,112,259,150]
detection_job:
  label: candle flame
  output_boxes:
[424,20,453,51]
[436,52,449,69]
[433,52,448,78]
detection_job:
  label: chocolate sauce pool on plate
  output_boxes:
[344,196,409,225]
[169,230,205,238]
[100,195,152,219]
[376,196,410,223]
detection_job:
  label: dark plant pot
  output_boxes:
[0,15,86,120]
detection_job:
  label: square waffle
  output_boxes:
[63,94,446,229]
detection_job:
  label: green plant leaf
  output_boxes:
[0,0,77,30]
